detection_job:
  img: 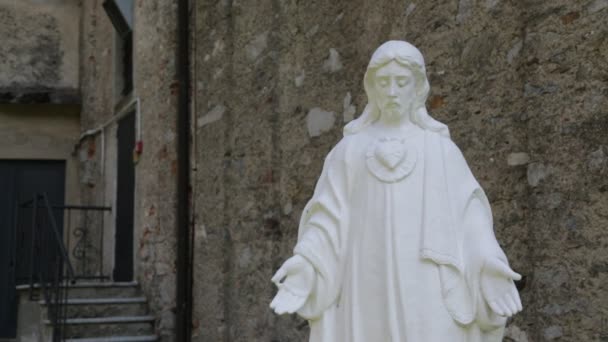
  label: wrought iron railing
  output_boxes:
[64,204,112,280]
[16,193,112,341]
[23,193,75,341]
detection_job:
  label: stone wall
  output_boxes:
[75,0,115,284]
[0,0,80,103]
[522,1,608,341]
[191,1,608,341]
[131,1,180,339]
[73,0,608,340]
[78,1,179,340]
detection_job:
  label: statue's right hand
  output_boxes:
[270,255,315,315]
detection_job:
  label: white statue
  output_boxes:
[270,41,522,342]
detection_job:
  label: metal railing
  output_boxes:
[24,193,75,341]
[16,193,112,341]
[64,204,112,281]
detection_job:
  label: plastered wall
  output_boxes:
[0,0,80,103]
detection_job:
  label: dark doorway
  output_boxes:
[0,160,65,338]
[113,112,135,281]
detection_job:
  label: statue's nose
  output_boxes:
[388,82,398,96]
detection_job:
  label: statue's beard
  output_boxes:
[380,101,414,125]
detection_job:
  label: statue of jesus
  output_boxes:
[270,40,522,342]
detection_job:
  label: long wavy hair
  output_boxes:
[343,41,449,137]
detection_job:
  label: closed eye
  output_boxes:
[396,77,411,87]
[377,77,389,87]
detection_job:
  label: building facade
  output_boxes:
[1,0,607,341]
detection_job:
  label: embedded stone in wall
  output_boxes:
[197,104,226,128]
[507,152,530,166]
[585,0,608,14]
[306,24,319,38]
[507,40,523,65]
[485,0,500,10]
[306,107,336,137]
[282,201,293,215]
[588,146,607,172]
[527,162,548,187]
[342,92,356,123]
[322,48,343,73]
[456,0,473,23]
[405,3,416,17]
[504,325,529,342]
[295,70,305,87]
[543,326,563,340]
[524,83,559,97]
[246,32,268,61]
[212,39,225,58]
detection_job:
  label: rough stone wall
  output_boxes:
[191,1,607,341]
[78,1,180,340]
[521,1,608,341]
[79,0,114,131]
[77,0,116,275]
[131,1,180,340]
[0,0,80,103]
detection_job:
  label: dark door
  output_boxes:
[0,160,65,338]
[113,112,135,281]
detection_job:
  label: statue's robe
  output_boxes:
[294,125,510,342]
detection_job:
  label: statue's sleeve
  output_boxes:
[293,143,350,320]
[462,196,509,331]
[443,138,510,330]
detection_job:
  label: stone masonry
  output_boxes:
[191,1,608,341]
[69,0,608,341]
[78,1,179,340]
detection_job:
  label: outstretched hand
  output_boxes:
[270,255,315,315]
[481,257,523,317]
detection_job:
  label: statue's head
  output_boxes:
[344,40,449,137]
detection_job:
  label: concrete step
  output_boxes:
[41,297,147,305]
[45,316,155,338]
[68,282,141,299]
[54,282,140,299]
[17,281,141,299]
[40,297,148,319]
[19,282,156,340]
[17,281,138,290]
[65,336,158,342]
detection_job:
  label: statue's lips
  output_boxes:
[385,102,401,109]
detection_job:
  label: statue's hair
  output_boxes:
[343,41,449,137]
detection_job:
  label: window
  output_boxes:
[103,0,133,97]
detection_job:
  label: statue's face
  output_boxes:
[373,60,416,124]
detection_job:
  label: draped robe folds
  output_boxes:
[293,127,510,342]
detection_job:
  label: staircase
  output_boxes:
[17,281,157,342]
[14,195,156,341]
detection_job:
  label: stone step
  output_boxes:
[45,316,155,338]
[41,297,147,305]
[65,336,158,342]
[17,281,139,291]
[45,315,155,325]
[69,282,141,299]
[17,281,142,299]
[40,297,148,319]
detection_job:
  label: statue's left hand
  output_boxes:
[480,257,523,317]
[270,255,315,315]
